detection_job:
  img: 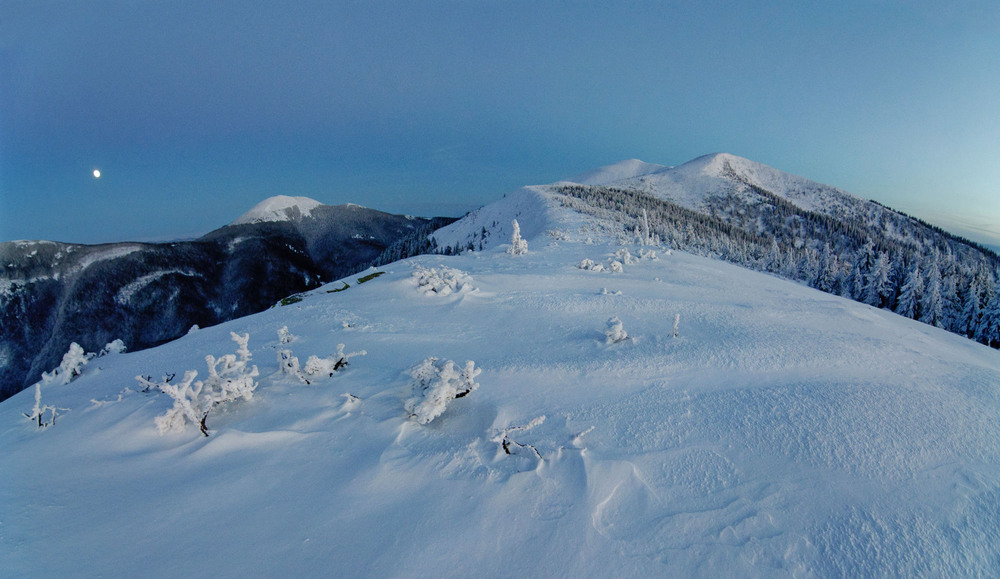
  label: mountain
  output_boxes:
[3,184,999,576]
[0,199,454,401]
[231,195,325,225]
[433,154,1000,349]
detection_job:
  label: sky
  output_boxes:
[2,1,999,248]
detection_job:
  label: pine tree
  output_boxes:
[895,263,923,319]
[852,239,876,300]
[919,253,944,327]
[864,252,892,308]
[979,285,1000,347]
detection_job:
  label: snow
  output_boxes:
[581,153,866,219]
[231,195,324,225]
[3,195,1000,576]
[71,244,144,273]
[570,158,668,186]
[115,269,200,305]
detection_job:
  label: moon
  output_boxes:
[92,169,101,179]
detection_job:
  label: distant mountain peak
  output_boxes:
[232,195,324,225]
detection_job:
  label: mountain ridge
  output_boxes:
[0,201,454,401]
[432,153,999,350]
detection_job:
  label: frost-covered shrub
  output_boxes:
[304,343,367,377]
[405,357,481,424]
[278,350,310,384]
[41,342,92,385]
[615,248,637,265]
[98,339,127,357]
[507,219,528,255]
[578,259,605,272]
[638,248,659,261]
[605,317,629,344]
[23,383,65,429]
[277,326,296,344]
[137,332,259,436]
[492,415,546,459]
[278,343,366,383]
[412,264,476,296]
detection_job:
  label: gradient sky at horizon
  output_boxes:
[2,1,999,248]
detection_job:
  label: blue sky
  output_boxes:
[2,1,999,247]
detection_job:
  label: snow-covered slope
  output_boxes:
[231,195,324,225]
[580,153,866,219]
[570,158,668,186]
[3,199,999,576]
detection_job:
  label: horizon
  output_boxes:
[3,2,999,248]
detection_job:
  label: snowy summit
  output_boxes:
[231,195,324,225]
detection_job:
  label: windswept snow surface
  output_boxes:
[3,219,1000,576]
[231,195,323,225]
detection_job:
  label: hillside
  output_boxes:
[433,155,1000,350]
[3,189,999,576]
[0,200,453,401]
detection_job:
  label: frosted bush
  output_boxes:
[615,248,637,265]
[605,316,629,344]
[23,383,64,429]
[492,415,546,459]
[98,339,127,357]
[578,259,605,272]
[507,219,528,255]
[277,326,296,344]
[405,357,481,425]
[41,342,92,385]
[412,264,476,296]
[278,350,310,384]
[137,332,259,436]
[638,248,659,261]
[304,343,367,377]
[278,343,366,383]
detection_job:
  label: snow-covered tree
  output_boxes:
[605,316,629,344]
[851,239,877,300]
[895,263,923,319]
[979,281,1000,347]
[920,255,944,328]
[405,358,481,424]
[863,252,893,308]
[635,209,659,246]
[507,219,528,255]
